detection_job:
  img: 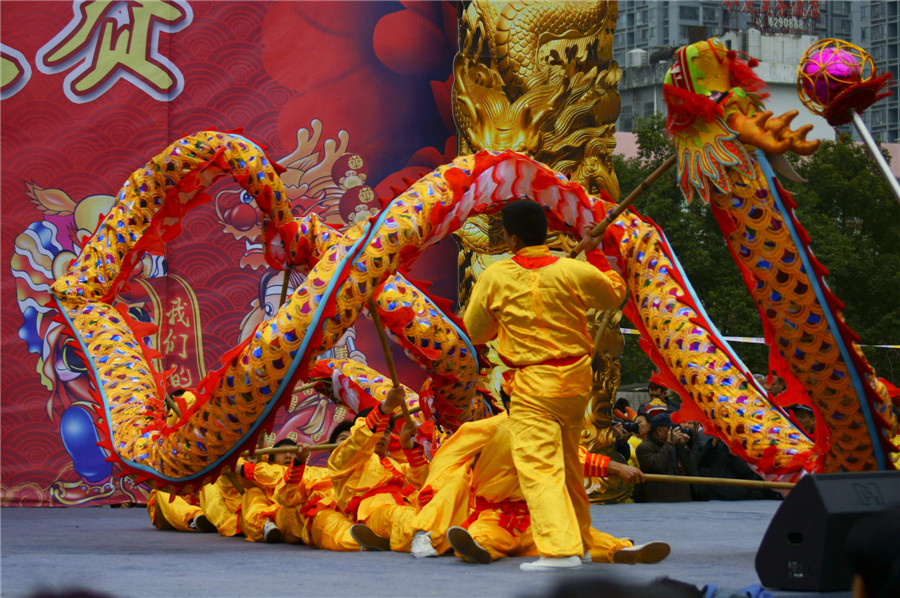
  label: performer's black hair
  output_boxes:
[328,420,354,445]
[501,199,547,247]
[273,438,297,448]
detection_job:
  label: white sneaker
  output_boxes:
[263,520,283,544]
[582,550,592,564]
[612,541,671,564]
[411,531,438,558]
[519,555,582,571]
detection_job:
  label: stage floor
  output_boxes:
[1,500,850,598]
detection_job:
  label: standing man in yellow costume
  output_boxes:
[464,199,627,571]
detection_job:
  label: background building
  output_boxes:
[613,1,900,143]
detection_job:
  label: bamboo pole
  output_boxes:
[223,470,245,495]
[240,406,423,458]
[164,394,181,420]
[367,298,416,428]
[643,473,795,490]
[570,154,678,259]
[279,269,290,307]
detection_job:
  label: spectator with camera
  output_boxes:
[635,413,697,502]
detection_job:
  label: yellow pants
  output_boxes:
[273,503,359,551]
[308,509,359,552]
[199,483,242,537]
[362,501,418,551]
[147,490,202,532]
[392,469,472,554]
[240,487,279,543]
[465,510,632,562]
[467,508,537,561]
[508,391,591,557]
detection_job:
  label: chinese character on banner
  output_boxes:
[807,0,820,19]
[163,329,189,360]
[35,0,192,104]
[743,0,756,15]
[724,0,740,11]
[793,0,805,18]
[776,0,791,17]
[167,297,190,328]
[760,0,772,16]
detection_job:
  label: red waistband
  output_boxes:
[462,496,531,534]
[346,483,413,520]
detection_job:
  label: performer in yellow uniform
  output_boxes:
[239,440,296,543]
[146,489,215,533]
[442,414,668,565]
[328,388,428,551]
[198,459,247,537]
[146,389,216,534]
[464,200,627,570]
[270,444,359,551]
[396,412,668,564]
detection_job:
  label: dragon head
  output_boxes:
[664,38,820,203]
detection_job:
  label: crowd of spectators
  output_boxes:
[610,375,782,503]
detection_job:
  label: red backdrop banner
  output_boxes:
[1,0,460,506]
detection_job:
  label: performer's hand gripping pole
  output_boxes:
[368,298,416,428]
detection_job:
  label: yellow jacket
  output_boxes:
[327,408,428,521]
[464,245,626,398]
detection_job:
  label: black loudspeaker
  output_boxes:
[755,471,900,591]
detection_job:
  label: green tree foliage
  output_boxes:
[785,136,900,385]
[615,116,899,387]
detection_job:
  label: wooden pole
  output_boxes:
[642,473,795,490]
[164,394,181,420]
[570,154,677,259]
[241,406,423,458]
[279,269,291,307]
[367,298,416,427]
[294,380,320,394]
[223,470,245,496]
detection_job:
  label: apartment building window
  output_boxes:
[679,6,699,21]
[836,19,851,36]
[873,4,883,19]
[873,24,885,40]
[638,9,647,25]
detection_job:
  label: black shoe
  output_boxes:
[190,514,216,533]
[447,526,491,564]
[263,520,283,544]
[612,541,671,564]
[350,523,390,551]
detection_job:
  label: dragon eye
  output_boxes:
[240,191,254,205]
